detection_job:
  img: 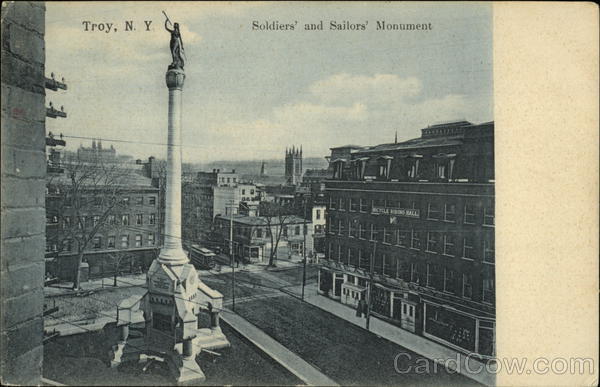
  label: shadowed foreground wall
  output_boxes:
[0,1,46,384]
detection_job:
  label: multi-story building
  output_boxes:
[319,120,495,358]
[285,145,303,185]
[45,149,161,281]
[182,170,260,247]
[214,214,314,263]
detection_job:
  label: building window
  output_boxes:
[463,236,475,260]
[444,203,456,222]
[427,203,440,220]
[339,197,346,211]
[464,203,476,224]
[136,214,143,225]
[121,214,130,226]
[121,235,129,248]
[283,227,288,237]
[149,196,156,206]
[108,215,116,225]
[92,237,102,249]
[349,198,359,212]
[135,234,142,247]
[411,229,421,249]
[330,217,338,234]
[426,232,439,253]
[330,196,337,210]
[444,269,456,294]
[92,215,100,227]
[242,189,246,195]
[316,209,321,220]
[359,198,368,212]
[463,273,473,299]
[443,234,455,256]
[295,225,300,235]
[339,220,346,236]
[348,248,355,267]
[107,236,115,249]
[383,228,392,244]
[149,213,156,225]
[256,228,263,238]
[94,197,102,206]
[482,266,495,304]
[484,238,495,264]
[136,197,143,205]
[410,263,419,284]
[337,244,342,261]
[484,205,495,226]
[148,234,155,245]
[63,239,73,252]
[63,216,72,229]
[122,197,130,205]
[359,223,367,239]
[397,230,409,247]
[349,221,356,238]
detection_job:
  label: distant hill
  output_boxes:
[193,157,328,176]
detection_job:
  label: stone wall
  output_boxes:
[0,1,46,384]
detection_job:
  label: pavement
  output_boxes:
[285,283,494,386]
[220,308,338,386]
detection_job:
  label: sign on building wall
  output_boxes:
[372,207,420,218]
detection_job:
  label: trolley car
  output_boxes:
[188,245,216,270]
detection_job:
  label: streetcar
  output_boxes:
[188,245,217,270]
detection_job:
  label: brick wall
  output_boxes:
[0,1,46,384]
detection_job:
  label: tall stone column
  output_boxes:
[158,68,188,265]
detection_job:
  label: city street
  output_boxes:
[202,265,480,386]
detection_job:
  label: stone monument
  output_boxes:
[109,13,229,384]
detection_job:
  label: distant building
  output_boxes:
[285,145,303,185]
[214,214,313,263]
[182,169,260,248]
[319,120,495,358]
[76,139,116,162]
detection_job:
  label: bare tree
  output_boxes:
[47,156,132,290]
[259,202,295,267]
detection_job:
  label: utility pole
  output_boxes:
[228,200,236,312]
[301,195,308,301]
[365,240,376,330]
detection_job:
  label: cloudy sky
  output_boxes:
[45,1,493,163]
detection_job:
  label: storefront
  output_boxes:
[318,268,344,299]
[341,282,366,308]
[423,301,495,358]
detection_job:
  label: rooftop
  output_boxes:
[215,214,310,226]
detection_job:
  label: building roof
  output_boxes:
[47,162,156,189]
[215,214,310,226]
[330,144,364,150]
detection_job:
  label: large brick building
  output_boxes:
[45,153,161,281]
[319,120,495,358]
[1,2,47,384]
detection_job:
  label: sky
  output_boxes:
[45,1,493,163]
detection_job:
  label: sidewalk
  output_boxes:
[220,308,338,386]
[289,283,494,386]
